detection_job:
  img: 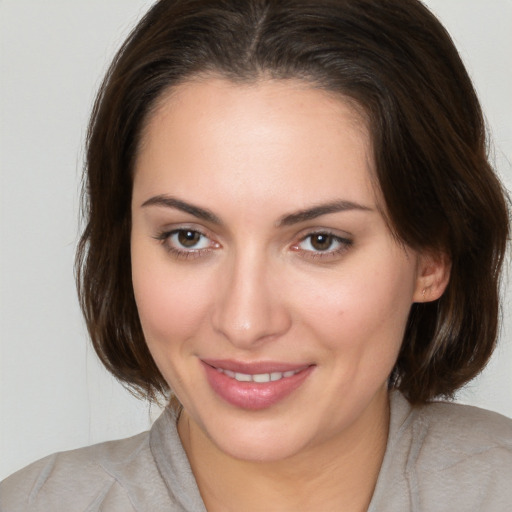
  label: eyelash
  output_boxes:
[154,229,217,260]
[292,231,353,260]
[154,229,353,261]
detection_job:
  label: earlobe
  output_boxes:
[413,251,451,303]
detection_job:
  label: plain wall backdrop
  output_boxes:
[1,0,511,479]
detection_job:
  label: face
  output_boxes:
[131,78,425,462]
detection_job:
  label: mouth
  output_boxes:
[201,359,314,410]
[216,367,303,383]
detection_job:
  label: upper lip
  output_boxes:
[202,359,313,374]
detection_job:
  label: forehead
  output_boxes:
[134,77,378,213]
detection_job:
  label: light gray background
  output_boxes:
[1,0,511,479]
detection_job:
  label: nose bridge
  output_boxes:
[212,244,290,347]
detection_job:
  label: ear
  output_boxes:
[413,251,451,303]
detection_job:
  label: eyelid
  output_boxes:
[290,229,353,260]
[153,225,221,259]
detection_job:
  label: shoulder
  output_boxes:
[387,394,512,510]
[0,431,169,512]
[416,397,512,443]
[412,399,512,471]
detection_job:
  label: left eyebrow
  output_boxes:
[277,200,374,226]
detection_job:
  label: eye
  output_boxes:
[169,229,211,250]
[292,231,353,259]
[154,228,219,259]
[300,233,338,252]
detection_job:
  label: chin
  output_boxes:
[188,401,326,463]
[211,423,314,463]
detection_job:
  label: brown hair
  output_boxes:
[76,0,510,404]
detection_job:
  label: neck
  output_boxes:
[178,388,389,512]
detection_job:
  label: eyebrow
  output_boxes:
[141,195,222,225]
[141,195,373,227]
[277,200,373,226]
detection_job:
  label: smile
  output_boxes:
[215,368,303,383]
[202,360,314,410]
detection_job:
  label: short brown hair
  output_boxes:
[76,0,510,404]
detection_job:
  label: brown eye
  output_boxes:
[310,233,334,251]
[295,232,352,258]
[177,230,202,248]
[156,227,218,258]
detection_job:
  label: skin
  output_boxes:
[131,78,449,511]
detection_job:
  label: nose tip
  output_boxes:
[211,260,291,348]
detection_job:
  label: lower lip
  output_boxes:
[202,362,314,411]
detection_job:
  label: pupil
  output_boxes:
[311,234,332,251]
[178,230,200,247]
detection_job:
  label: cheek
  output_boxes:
[131,250,213,351]
[296,251,416,355]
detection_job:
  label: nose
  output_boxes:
[211,250,292,349]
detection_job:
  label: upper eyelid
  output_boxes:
[155,229,218,258]
[300,231,351,241]
[171,230,212,249]
[293,235,353,260]
[296,227,353,241]
[156,224,213,239]
[166,228,213,242]
[296,233,352,247]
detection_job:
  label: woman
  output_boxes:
[1,0,511,510]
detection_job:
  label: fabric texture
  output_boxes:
[2,392,512,511]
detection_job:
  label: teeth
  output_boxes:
[253,373,271,383]
[218,368,302,382]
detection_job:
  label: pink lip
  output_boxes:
[201,359,314,411]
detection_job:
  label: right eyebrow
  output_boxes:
[141,195,222,225]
